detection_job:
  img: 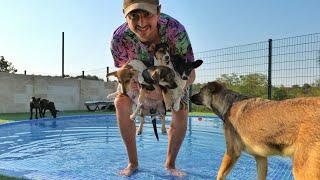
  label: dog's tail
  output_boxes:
[152,118,159,141]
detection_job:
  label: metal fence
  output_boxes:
[194,33,320,100]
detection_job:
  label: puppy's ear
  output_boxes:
[129,69,139,77]
[106,71,118,78]
[148,43,156,53]
[207,81,223,93]
[192,60,203,69]
[151,69,160,82]
[131,69,138,73]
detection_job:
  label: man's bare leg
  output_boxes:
[165,108,188,177]
[115,95,138,176]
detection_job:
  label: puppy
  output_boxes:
[131,65,178,137]
[190,81,320,180]
[151,43,203,111]
[39,99,58,118]
[29,97,41,119]
[151,43,174,68]
[107,60,145,98]
[166,57,203,111]
[107,61,170,138]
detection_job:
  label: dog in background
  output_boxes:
[190,81,320,180]
[29,97,41,119]
[39,99,57,118]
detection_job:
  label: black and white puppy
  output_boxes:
[130,65,178,138]
[164,57,203,111]
[152,43,203,111]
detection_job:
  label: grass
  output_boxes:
[0,175,28,180]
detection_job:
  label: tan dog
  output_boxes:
[190,81,320,180]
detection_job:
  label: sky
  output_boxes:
[1,0,320,79]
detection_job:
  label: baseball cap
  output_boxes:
[123,0,159,17]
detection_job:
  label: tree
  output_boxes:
[315,79,320,87]
[75,74,103,81]
[238,73,268,98]
[216,73,240,87]
[215,73,268,98]
[273,86,290,100]
[63,74,103,81]
[0,56,17,73]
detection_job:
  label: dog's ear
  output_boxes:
[192,60,203,69]
[151,69,160,82]
[106,71,118,78]
[148,43,156,53]
[207,81,223,93]
[129,69,139,77]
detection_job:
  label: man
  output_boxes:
[110,0,196,177]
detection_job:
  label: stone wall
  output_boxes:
[0,72,117,113]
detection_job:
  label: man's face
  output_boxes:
[126,9,160,43]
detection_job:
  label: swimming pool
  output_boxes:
[0,115,293,180]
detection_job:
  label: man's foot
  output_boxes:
[165,166,186,177]
[118,164,138,176]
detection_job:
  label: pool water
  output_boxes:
[0,115,293,180]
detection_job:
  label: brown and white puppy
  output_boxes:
[190,81,320,180]
[151,43,174,68]
[107,60,145,98]
[106,60,145,134]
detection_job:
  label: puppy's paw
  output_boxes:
[129,114,136,121]
[173,103,180,112]
[136,129,143,135]
[165,105,171,111]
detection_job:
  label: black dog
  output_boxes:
[39,99,57,118]
[29,97,41,119]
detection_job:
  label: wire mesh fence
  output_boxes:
[193,33,320,100]
[272,33,320,87]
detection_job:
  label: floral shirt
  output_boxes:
[110,13,194,68]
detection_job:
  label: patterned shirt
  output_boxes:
[110,13,194,68]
